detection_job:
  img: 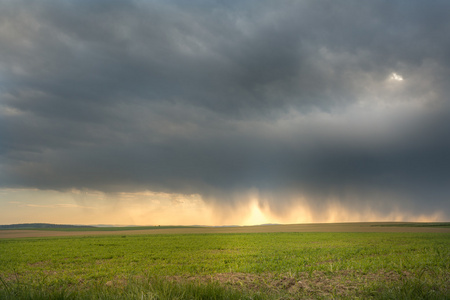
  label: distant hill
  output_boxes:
[0,223,96,229]
[0,223,199,231]
[370,222,450,228]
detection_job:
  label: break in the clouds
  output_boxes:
[1,0,449,222]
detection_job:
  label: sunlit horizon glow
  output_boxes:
[0,188,445,226]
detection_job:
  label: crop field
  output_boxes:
[1,222,449,239]
[0,225,449,299]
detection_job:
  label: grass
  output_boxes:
[1,232,449,299]
[0,276,265,300]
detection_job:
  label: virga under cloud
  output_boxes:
[1,0,449,223]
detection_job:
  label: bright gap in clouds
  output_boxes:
[389,72,404,81]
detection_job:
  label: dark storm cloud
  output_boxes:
[1,0,449,219]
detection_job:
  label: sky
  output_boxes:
[1,0,449,226]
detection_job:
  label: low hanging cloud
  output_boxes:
[1,0,449,222]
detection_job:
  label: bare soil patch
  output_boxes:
[164,270,436,298]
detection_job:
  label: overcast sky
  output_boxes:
[1,0,449,225]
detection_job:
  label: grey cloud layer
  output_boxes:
[1,0,449,218]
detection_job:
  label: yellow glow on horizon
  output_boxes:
[242,201,270,226]
[0,188,446,226]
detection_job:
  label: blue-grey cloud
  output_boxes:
[1,0,449,219]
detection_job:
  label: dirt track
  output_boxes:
[1,223,449,239]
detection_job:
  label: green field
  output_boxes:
[1,232,449,299]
